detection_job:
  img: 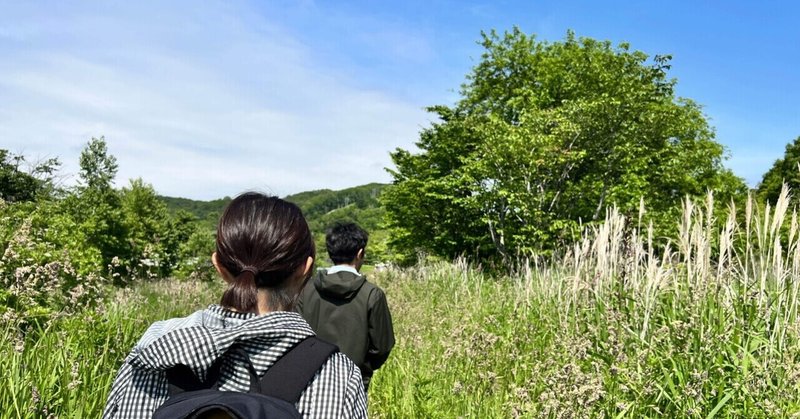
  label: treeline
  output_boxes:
[284,183,390,263]
[0,137,394,317]
[159,183,391,264]
[159,196,231,231]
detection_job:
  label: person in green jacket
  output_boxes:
[297,222,395,392]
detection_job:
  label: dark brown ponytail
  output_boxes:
[216,193,315,313]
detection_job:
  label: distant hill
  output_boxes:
[286,183,390,263]
[159,183,391,263]
[159,195,231,229]
[285,182,385,225]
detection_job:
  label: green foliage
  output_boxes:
[160,184,396,265]
[384,29,746,262]
[0,199,106,318]
[78,136,118,192]
[174,227,216,281]
[159,195,231,231]
[0,149,60,202]
[285,183,385,218]
[757,136,800,204]
[120,178,183,278]
[0,280,221,418]
[159,183,394,265]
[370,193,800,417]
[285,183,391,264]
[65,137,129,270]
[0,139,207,315]
[158,195,227,279]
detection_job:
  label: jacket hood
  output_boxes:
[313,270,366,300]
[131,308,313,373]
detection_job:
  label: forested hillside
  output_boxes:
[159,183,390,264]
[159,196,231,230]
[285,183,390,264]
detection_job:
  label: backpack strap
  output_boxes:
[259,336,338,403]
[163,336,338,403]
[164,364,206,396]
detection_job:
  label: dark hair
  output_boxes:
[326,222,368,265]
[216,193,315,313]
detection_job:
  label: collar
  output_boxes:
[326,265,360,275]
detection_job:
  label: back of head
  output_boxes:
[326,222,368,265]
[216,192,315,312]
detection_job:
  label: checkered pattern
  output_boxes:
[102,305,367,418]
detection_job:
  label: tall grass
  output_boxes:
[4,189,800,417]
[371,188,800,418]
[0,281,219,418]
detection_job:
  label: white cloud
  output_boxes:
[0,1,431,199]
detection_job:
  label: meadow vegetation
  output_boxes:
[5,189,800,417]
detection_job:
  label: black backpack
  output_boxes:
[153,337,338,419]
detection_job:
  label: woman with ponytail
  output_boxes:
[103,193,367,418]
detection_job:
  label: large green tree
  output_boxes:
[757,136,800,205]
[383,29,745,261]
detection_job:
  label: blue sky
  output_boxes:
[1,0,797,199]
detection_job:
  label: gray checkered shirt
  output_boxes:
[102,305,368,418]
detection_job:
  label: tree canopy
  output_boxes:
[757,136,800,205]
[0,149,60,202]
[383,29,746,262]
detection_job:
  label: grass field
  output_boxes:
[4,191,800,417]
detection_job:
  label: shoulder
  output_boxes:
[298,352,366,418]
[321,352,360,375]
[300,276,319,295]
[362,280,388,302]
[133,308,208,350]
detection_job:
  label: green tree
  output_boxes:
[68,137,128,269]
[175,226,216,280]
[384,29,746,262]
[165,209,202,271]
[0,150,60,202]
[79,136,118,191]
[120,178,174,276]
[757,136,800,205]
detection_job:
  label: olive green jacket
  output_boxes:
[296,269,395,389]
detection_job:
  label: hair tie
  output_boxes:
[241,266,258,275]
